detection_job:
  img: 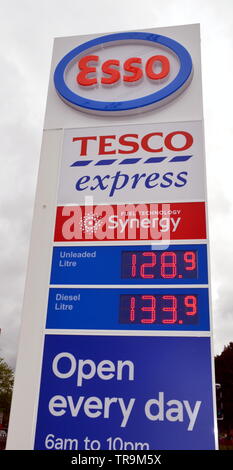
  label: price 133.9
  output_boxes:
[119,294,198,325]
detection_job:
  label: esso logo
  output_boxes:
[76,54,170,86]
[54,32,193,115]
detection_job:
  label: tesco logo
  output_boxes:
[72,131,193,156]
[54,32,193,115]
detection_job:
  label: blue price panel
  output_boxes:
[34,335,216,450]
[50,244,208,285]
[46,287,210,331]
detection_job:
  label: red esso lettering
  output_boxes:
[76,55,170,86]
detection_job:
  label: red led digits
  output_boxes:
[140,252,156,279]
[184,295,197,316]
[161,252,177,279]
[120,293,198,325]
[162,295,177,324]
[141,295,156,324]
[184,251,196,271]
[130,254,137,278]
[122,250,198,280]
[130,296,136,322]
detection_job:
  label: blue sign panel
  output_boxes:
[46,287,210,331]
[50,244,208,285]
[34,335,215,450]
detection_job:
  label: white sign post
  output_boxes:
[7,24,218,450]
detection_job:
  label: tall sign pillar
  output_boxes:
[7,24,217,450]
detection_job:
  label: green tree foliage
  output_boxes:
[215,342,233,432]
[0,357,14,426]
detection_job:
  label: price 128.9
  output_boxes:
[121,250,197,280]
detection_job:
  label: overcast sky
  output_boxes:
[0,0,233,368]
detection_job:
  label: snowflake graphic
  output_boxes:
[79,214,103,234]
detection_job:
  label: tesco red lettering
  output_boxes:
[99,135,116,155]
[164,132,193,151]
[72,132,193,156]
[141,133,163,153]
[76,55,170,86]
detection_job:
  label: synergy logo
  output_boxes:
[54,202,206,242]
[54,32,193,115]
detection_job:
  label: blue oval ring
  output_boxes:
[54,32,193,113]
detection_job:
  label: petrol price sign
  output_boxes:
[46,287,210,331]
[50,244,208,285]
[7,24,217,451]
